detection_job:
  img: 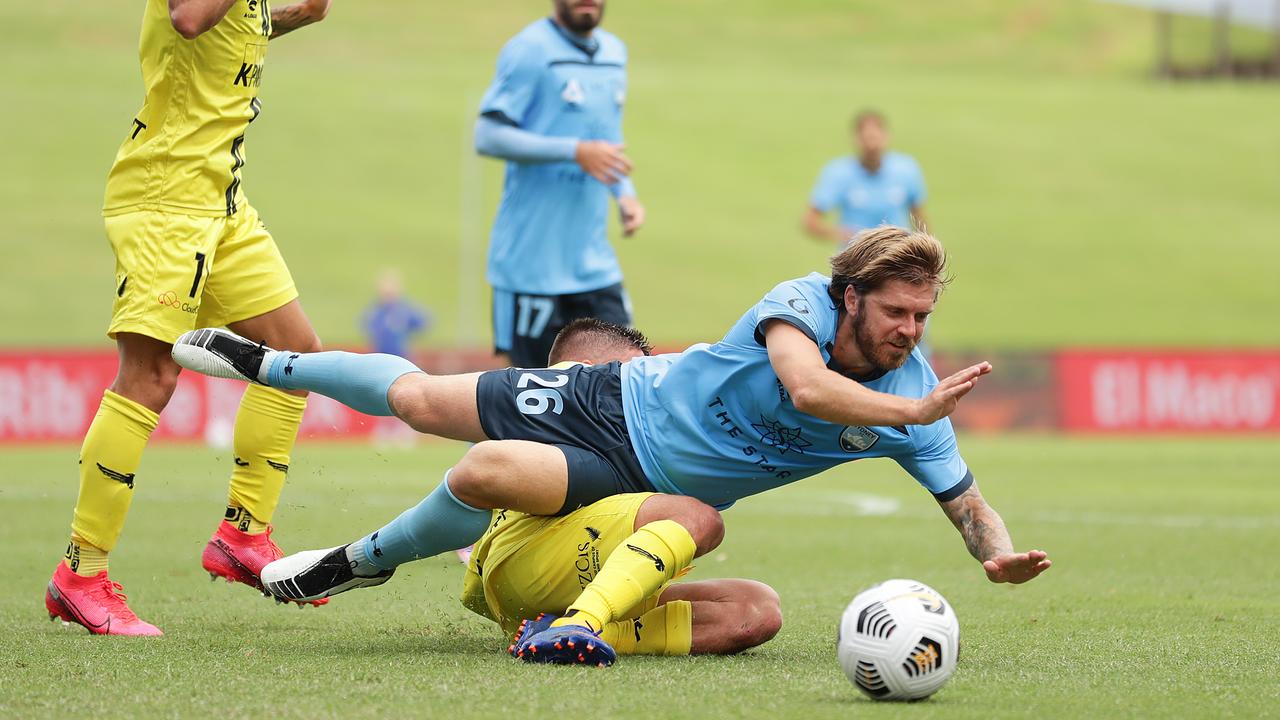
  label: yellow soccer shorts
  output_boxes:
[462,492,670,635]
[104,204,298,344]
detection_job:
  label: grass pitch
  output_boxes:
[3,437,1277,718]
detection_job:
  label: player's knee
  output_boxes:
[729,581,783,651]
[292,329,322,354]
[639,495,724,556]
[448,441,515,509]
[386,374,432,429]
[678,498,724,556]
[111,354,181,411]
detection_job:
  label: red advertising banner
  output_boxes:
[1058,349,1280,432]
[5,348,1279,442]
[0,351,374,444]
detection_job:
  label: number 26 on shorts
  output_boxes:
[515,372,567,416]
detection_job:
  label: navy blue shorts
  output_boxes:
[475,361,652,515]
[491,283,632,369]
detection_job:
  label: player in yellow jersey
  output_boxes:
[460,320,783,661]
[45,0,334,636]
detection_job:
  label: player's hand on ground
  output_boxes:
[618,196,645,236]
[913,362,991,425]
[983,550,1051,584]
[575,140,632,184]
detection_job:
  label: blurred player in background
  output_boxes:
[475,0,645,368]
[803,110,929,246]
[464,319,781,660]
[44,0,333,636]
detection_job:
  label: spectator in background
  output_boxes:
[363,270,431,448]
[803,110,929,246]
[363,270,431,359]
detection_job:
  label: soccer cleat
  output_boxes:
[202,521,328,607]
[514,623,616,667]
[172,328,272,385]
[260,545,394,603]
[509,612,558,657]
[45,563,163,636]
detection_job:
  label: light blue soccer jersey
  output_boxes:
[620,273,971,509]
[480,18,629,295]
[810,152,926,233]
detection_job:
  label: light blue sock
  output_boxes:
[349,471,490,571]
[266,350,421,416]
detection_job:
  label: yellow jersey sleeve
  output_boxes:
[104,0,272,217]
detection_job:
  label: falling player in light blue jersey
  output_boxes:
[475,0,645,368]
[171,226,1051,666]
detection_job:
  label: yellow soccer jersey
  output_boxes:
[103,0,272,217]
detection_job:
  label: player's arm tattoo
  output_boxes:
[938,484,1014,562]
[269,0,329,39]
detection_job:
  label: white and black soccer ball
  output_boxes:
[836,579,960,701]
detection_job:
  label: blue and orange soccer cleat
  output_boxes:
[203,521,328,607]
[512,615,617,667]
[509,612,558,657]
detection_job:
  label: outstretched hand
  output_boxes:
[915,361,992,425]
[983,550,1051,584]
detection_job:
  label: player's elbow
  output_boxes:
[169,9,208,39]
[304,0,331,22]
[789,382,824,418]
[800,214,819,237]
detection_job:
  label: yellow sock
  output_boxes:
[599,600,693,656]
[226,384,306,531]
[63,534,109,576]
[223,504,269,534]
[551,520,696,632]
[67,390,159,572]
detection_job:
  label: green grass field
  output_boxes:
[2,1,1278,349]
[3,438,1277,718]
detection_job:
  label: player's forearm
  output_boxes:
[801,209,846,243]
[474,117,577,163]
[941,486,1015,563]
[168,0,239,39]
[270,0,330,39]
[791,369,920,427]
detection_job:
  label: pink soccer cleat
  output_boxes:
[45,563,163,636]
[202,521,328,607]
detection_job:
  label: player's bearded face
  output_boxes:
[852,306,913,372]
[847,280,935,373]
[555,0,605,33]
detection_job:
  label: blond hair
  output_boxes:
[828,226,951,304]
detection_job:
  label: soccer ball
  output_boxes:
[836,579,960,701]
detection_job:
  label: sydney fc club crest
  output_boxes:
[839,425,880,452]
[561,78,585,105]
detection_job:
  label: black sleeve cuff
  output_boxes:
[931,470,974,502]
[754,315,818,347]
[480,109,519,127]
